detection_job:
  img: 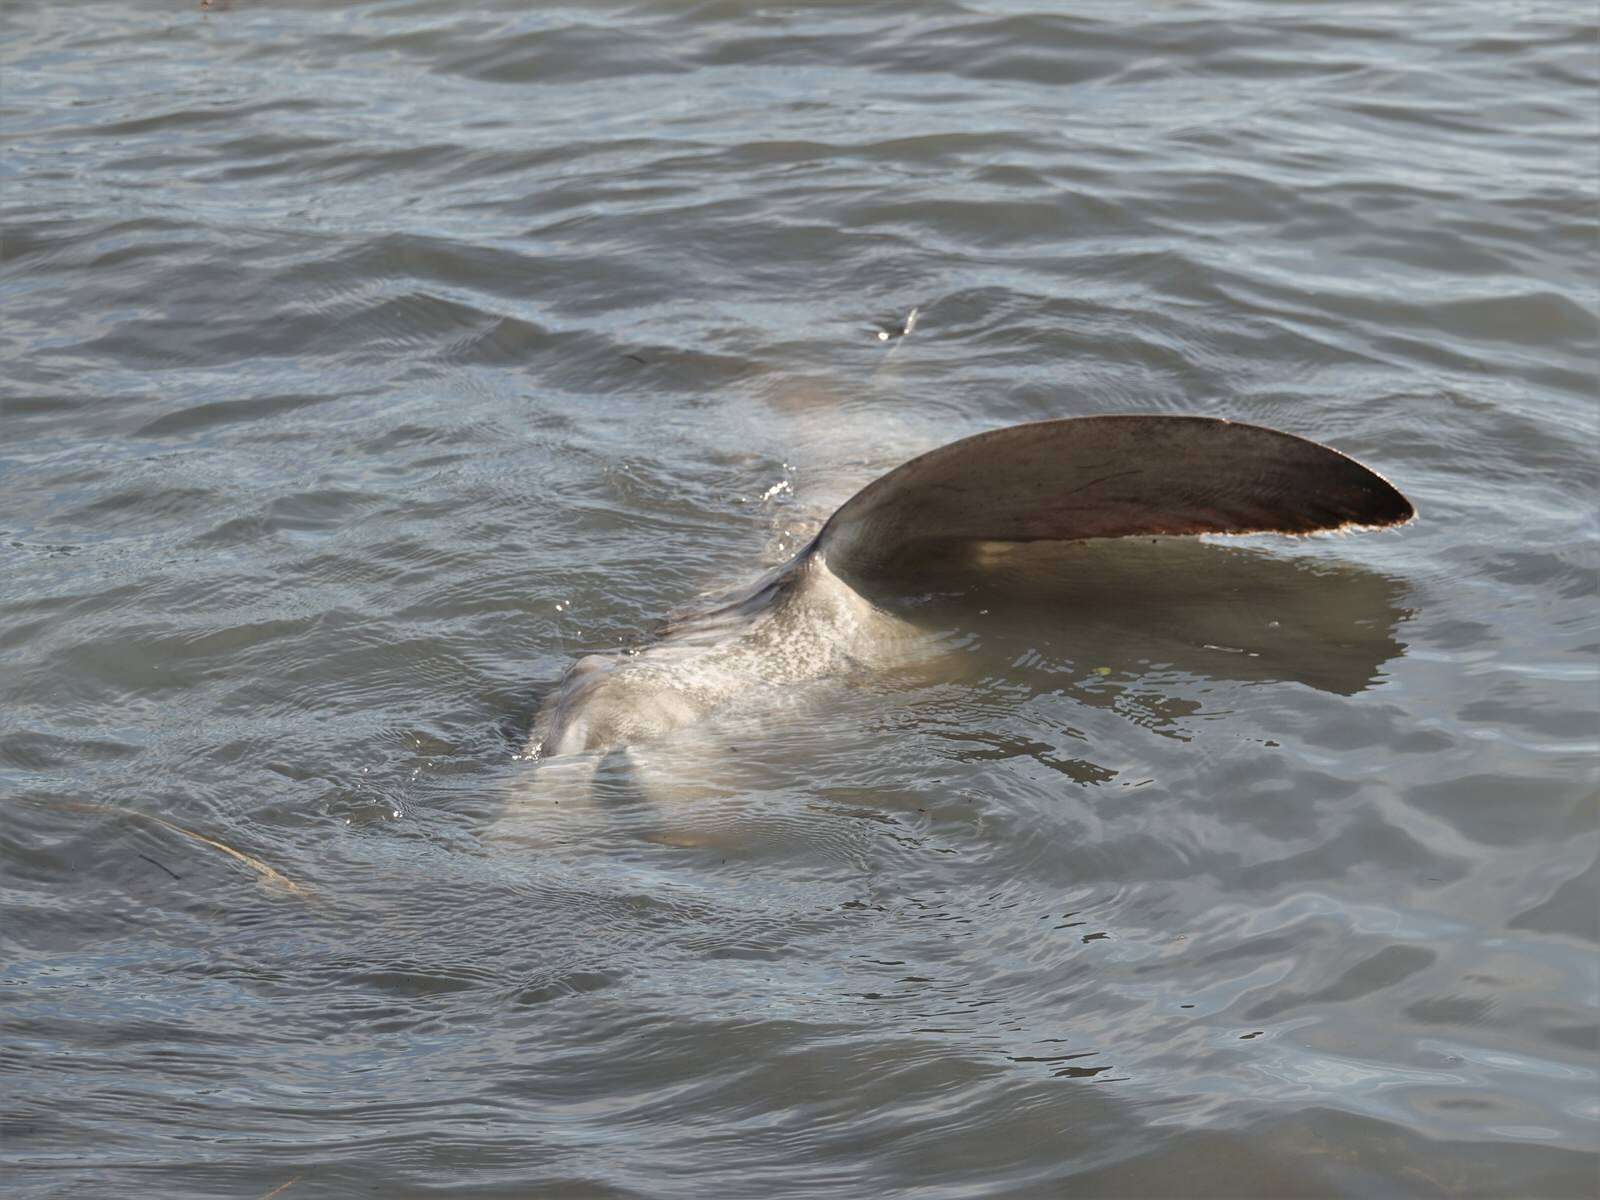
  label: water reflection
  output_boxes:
[889,536,1411,701]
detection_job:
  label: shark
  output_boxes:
[523,415,1414,769]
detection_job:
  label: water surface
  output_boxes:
[3,2,1597,1196]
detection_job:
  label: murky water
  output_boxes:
[3,2,1596,1196]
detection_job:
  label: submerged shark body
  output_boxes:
[524,415,1413,767]
[530,551,901,758]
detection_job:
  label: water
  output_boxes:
[3,2,1596,1196]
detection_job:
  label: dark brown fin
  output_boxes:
[815,416,1414,582]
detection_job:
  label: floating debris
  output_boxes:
[873,306,920,343]
[30,798,313,900]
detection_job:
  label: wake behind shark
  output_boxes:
[525,415,1414,764]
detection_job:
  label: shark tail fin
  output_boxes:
[815,415,1413,582]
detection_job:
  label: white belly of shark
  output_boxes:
[524,415,1414,765]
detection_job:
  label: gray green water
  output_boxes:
[3,2,1597,1196]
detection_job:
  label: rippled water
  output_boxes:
[3,2,1597,1196]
